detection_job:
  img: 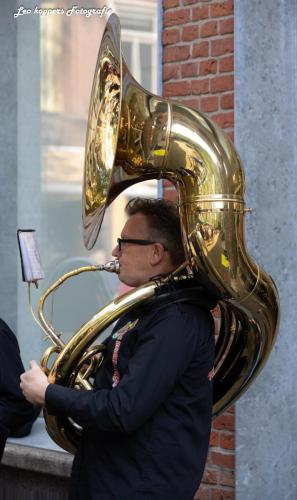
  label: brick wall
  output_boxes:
[161,1,235,498]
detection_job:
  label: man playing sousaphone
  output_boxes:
[21,197,217,499]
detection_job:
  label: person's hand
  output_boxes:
[20,360,49,406]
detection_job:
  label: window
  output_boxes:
[18,0,159,369]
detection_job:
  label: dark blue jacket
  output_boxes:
[46,289,215,500]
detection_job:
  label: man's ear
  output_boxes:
[150,243,164,266]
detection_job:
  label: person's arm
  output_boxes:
[45,306,212,433]
[20,360,49,406]
[20,336,113,406]
[0,319,38,437]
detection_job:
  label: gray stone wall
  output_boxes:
[0,0,42,361]
[0,0,18,331]
[235,1,297,498]
[0,443,72,500]
[16,0,42,366]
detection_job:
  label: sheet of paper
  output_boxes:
[17,230,44,283]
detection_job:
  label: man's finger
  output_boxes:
[29,360,38,369]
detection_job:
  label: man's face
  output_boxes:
[112,213,157,287]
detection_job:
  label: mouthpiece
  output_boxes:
[96,260,119,274]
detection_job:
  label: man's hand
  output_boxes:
[20,360,49,406]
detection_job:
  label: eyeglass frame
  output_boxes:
[117,238,168,252]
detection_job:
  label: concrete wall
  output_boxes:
[235,1,297,498]
[16,0,43,365]
[0,0,18,331]
[0,443,72,499]
[0,0,42,362]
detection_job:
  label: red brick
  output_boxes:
[201,21,218,38]
[212,112,234,129]
[163,0,180,7]
[164,8,191,27]
[212,413,235,431]
[220,18,234,35]
[192,5,209,22]
[226,130,234,141]
[220,433,235,450]
[191,78,210,94]
[210,75,234,92]
[162,28,180,45]
[180,98,200,109]
[226,405,235,414]
[163,80,191,96]
[200,59,217,75]
[182,24,199,41]
[194,485,210,500]
[182,61,198,77]
[211,488,235,500]
[202,468,219,485]
[163,179,174,188]
[192,41,209,58]
[163,186,178,201]
[211,451,235,468]
[220,93,234,109]
[220,470,235,487]
[211,37,233,56]
[211,1,234,18]
[163,45,190,63]
[209,430,219,446]
[219,55,234,73]
[163,63,180,81]
[200,96,218,112]
[184,0,200,4]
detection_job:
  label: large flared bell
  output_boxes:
[82,14,122,250]
[82,14,171,249]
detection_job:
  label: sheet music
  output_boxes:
[17,230,45,283]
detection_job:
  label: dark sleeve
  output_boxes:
[45,305,212,433]
[0,319,36,437]
[0,436,6,462]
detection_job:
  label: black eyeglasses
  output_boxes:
[117,238,168,251]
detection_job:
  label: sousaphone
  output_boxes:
[37,14,279,453]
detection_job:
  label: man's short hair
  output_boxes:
[125,198,186,267]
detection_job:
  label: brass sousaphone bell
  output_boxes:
[38,14,279,453]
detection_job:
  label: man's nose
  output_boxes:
[112,244,120,257]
